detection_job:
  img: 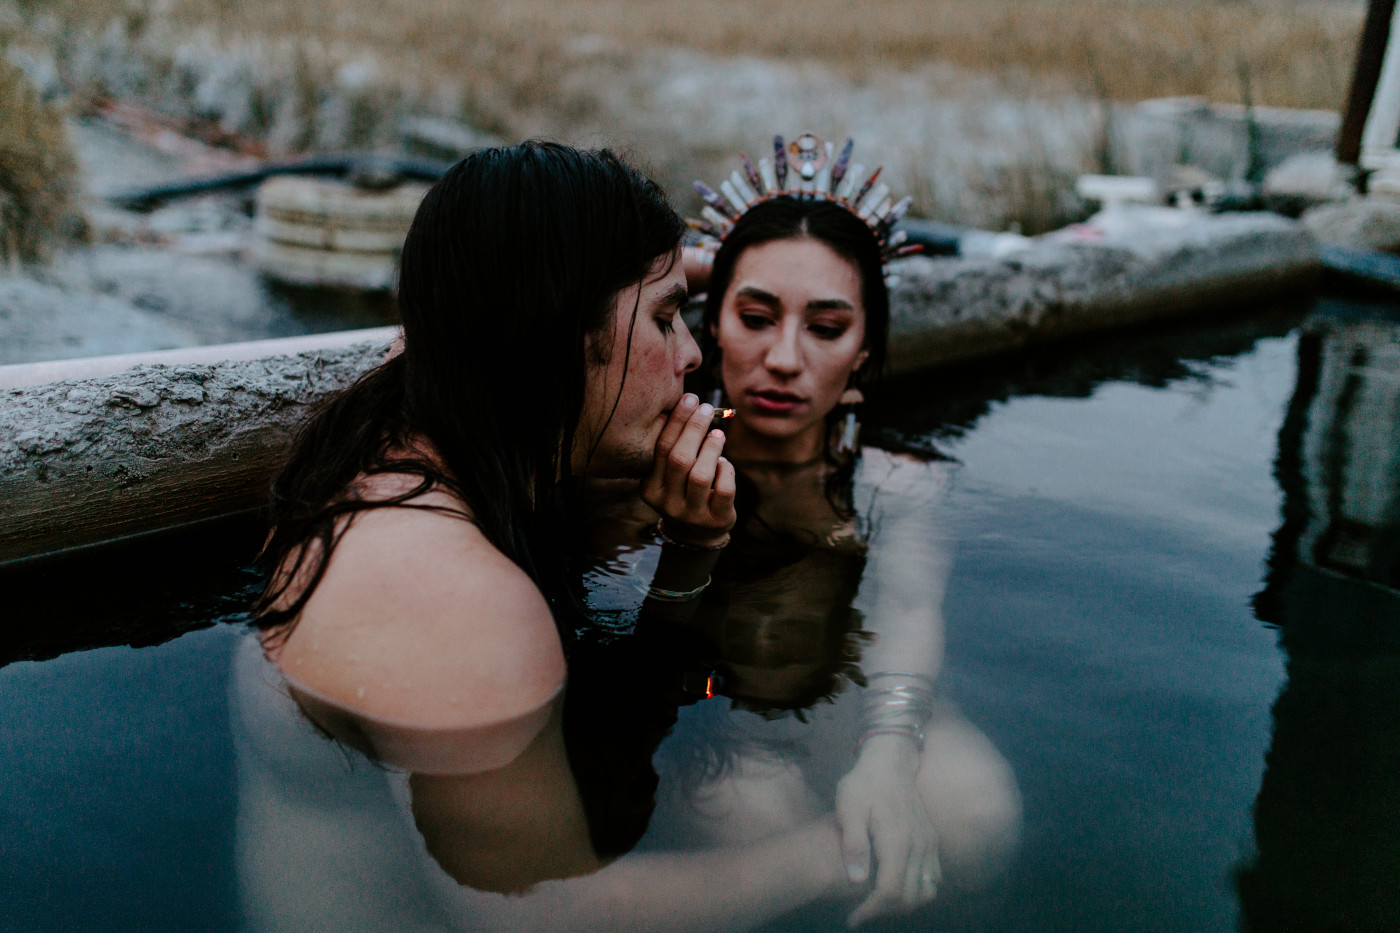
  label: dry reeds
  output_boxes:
[0,52,79,262]
[35,0,1365,111]
[11,0,1366,232]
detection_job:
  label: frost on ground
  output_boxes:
[0,8,1340,365]
[10,11,1341,233]
[0,274,198,364]
[7,15,1117,231]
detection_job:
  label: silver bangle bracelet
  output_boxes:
[644,575,712,603]
[856,725,925,752]
[859,678,936,742]
[866,670,937,685]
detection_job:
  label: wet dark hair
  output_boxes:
[255,141,686,643]
[694,197,890,424]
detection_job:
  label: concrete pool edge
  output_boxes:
[0,208,1319,563]
[886,207,1320,373]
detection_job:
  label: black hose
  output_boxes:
[106,154,453,211]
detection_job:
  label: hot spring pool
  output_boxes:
[4,295,1398,932]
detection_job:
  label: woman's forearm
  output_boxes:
[451,819,849,933]
[860,512,948,680]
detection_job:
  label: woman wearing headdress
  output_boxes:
[576,133,1021,926]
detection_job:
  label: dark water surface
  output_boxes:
[4,296,1399,932]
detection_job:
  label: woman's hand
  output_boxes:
[837,735,941,927]
[682,245,714,294]
[640,393,736,548]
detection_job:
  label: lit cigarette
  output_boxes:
[712,408,736,429]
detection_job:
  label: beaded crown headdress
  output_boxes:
[689,132,921,267]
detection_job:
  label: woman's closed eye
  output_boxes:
[656,315,676,335]
[739,312,776,330]
[808,321,848,340]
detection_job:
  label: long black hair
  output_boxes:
[255,141,686,643]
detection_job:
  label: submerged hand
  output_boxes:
[837,735,941,927]
[641,393,736,547]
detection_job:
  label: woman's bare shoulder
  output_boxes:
[271,499,565,733]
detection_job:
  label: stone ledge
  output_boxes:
[887,207,1318,372]
[0,341,389,563]
[0,208,1320,563]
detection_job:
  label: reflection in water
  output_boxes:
[231,623,860,933]
[572,450,1021,922]
[1242,301,1400,932]
[229,449,1020,932]
[569,474,879,858]
[7,299,1364,932]
[1,514,267,670]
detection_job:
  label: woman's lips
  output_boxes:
[747,390,806,414]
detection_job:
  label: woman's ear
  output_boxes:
[853,348,870,371]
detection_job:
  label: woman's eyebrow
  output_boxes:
[806,298,856,312]
[655,282,690,310]
[733,285,780,305]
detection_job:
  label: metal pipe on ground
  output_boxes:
[0,208,1320,565]
[106,155,452,212]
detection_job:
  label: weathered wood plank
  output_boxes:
[1,342,390,564]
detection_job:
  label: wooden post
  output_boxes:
[1338,0,1398,166]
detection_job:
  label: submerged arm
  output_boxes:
[838,453,954,924]
[437,816,848,933]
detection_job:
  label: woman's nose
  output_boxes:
[677,319,703,375]
[764,326,802,375]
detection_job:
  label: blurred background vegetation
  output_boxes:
[0,0,1368,236]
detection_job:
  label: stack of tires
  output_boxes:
[254,177,427,290]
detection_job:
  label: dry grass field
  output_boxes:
[30,0,1363,108]
[4,0,1367,230]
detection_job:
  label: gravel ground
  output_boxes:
[0,119,396,366]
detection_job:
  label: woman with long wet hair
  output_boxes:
[668,136,1022,924]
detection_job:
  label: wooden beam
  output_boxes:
[0,339,391,565]
[1338,0,1398,166]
